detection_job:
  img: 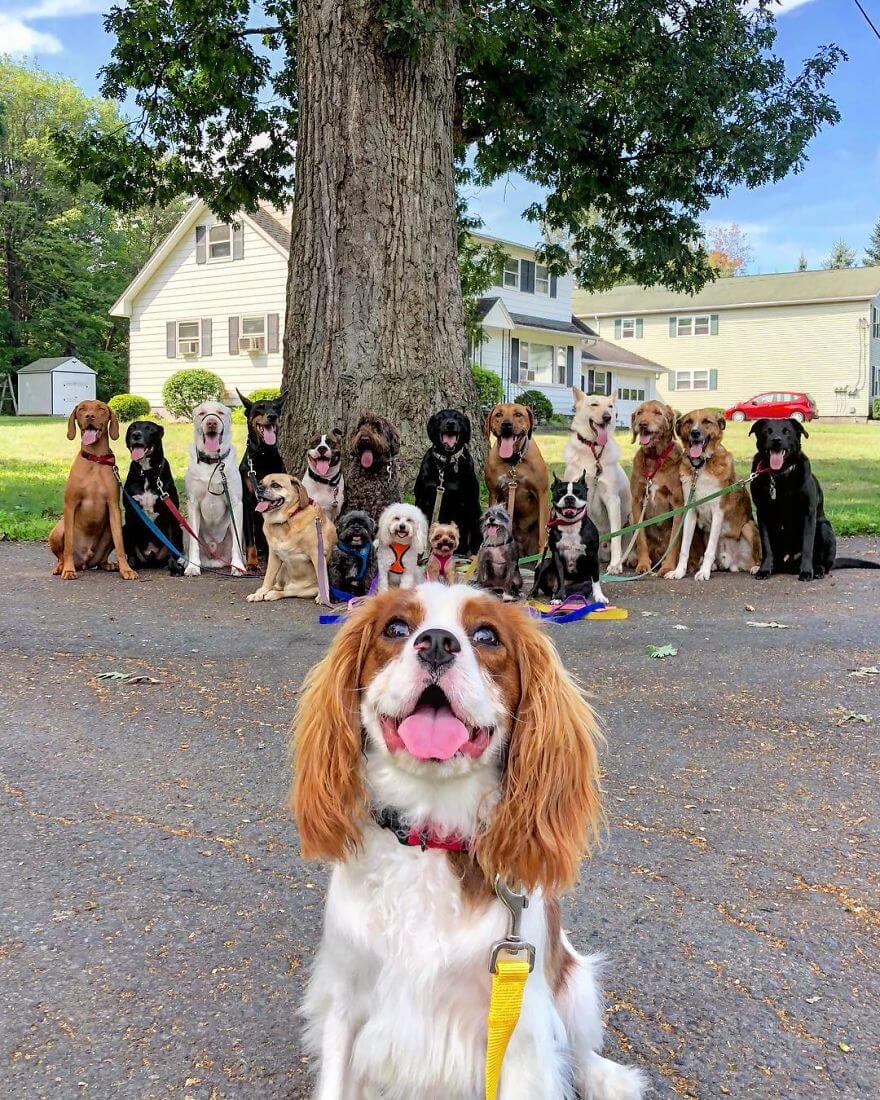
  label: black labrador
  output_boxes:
[236,390,285,569]
[750,417,879,581]
[122,420,183,573]
[413,409,482,554]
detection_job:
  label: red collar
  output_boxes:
[576,433,605,472]
[372,805,470,852]
[642,440,676,482]
[548,506,587,529]
[81,450,116,466]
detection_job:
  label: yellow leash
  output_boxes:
[485,880,535,1100]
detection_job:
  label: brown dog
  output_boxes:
[484,403,549,557]
[49,401,138,581]
[667,408,760,581]
[629,400,703,575]
[424,521,460,583]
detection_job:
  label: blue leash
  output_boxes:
[114,469,188,567]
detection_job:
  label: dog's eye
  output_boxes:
[471,625,499,647]
[383,618,412,640]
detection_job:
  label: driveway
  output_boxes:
[1,539,878,1098]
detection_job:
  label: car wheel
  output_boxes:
[790,410,805,423]
[731,410,746,423]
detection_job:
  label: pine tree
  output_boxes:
[823,241,857,270]
[864,219,880,266]
[796,252,808,271]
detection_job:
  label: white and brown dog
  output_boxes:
[375,502,428,592]
[183,401,246,577]
[563,390,632,574]
[302,430,345,522]
[291,584,647,1100]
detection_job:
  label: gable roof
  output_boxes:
[250,202,291,252]
[508,311,594,337]
[18,356,94,374]
[581,337,666,374]
[575,266,880,317]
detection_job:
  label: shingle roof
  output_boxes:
[574,266,880,317]
[250,202,291,252]
[17,356,93,374]
[508,311,595,336]
[581,338,666,373]
[474,296,501,321]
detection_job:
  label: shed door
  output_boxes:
[53,371,96,416]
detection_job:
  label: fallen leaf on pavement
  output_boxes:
[849,666,880,678]
[647,644,677,659]
[746,621,792,629]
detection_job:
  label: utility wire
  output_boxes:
[853,0,880,42]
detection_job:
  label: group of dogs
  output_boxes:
[51,387,874,593]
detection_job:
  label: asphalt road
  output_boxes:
[1,540,879,1100]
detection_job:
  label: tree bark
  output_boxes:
[280,0,481,489]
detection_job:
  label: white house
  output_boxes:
[112,209,664,424]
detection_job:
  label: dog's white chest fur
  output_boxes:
[557,523,583,571]
[134,488,159,521]
[690,467,721,530]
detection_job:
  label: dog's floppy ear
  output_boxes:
[236,389,253,414]
[426,411,442,444]
[791,418,809,439]
[749,418,767,438]
[414,512,429,556]
[154,422,165,438]
[475,606,603,893]
[292,478,310,511]
[291,599,378,860]
[66,404,80,440]
[524,404,535,437]
[108,405,120,441]
[484,404,501,440]
[716,414,726,434]
[630,408,639,444]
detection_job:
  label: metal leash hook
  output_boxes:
[488,878,536,974]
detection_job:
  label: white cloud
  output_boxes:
[0,13,62,53]
[21,0,107,17]
[774,0,818,11]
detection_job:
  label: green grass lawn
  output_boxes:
[1,415,878,540]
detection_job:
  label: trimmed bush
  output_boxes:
[471,363,502,409]
[108,393,151,422]
[231,386,282,422]
[873,397,880,420]
[162,369,226,419]
[517,388,555,424]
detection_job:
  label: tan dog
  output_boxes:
[629,400,704,575]
[246,474,336,602]
[49,401,138,581]
[424,521,459,583]
[484,402,549,557]
[667,409,760,581]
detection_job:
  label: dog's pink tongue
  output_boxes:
[314,458,330,476]
[204,434,220,453]
[262,426,277,446]
[639,432,652,447]
[769,452,785,471]
[498,437,515,459]
[129,446,146,461]
[397,705,469,761]
[442,433,458,448]
[596,425,609,446]
[689,443,704,459]
[81,428,98,446]
[255,500,270,513]
[360,449,374,469]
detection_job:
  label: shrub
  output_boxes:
[162,369,226,418]
[873,397,880,420]
[231,386,282,422]
[471,363,502,409]
[517,388,555,424]
[108,393,151,422]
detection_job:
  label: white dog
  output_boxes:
[375,502,428,591]
[563,389,632,574]
[183,401,247,577]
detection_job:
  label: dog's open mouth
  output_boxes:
[589,419,609,447]
[203,428,222,454]
[497,433,523,460]
[380,684,492,761]
[81,427,100,446]
[309,452,331,476]
[440,432,459,450]
[638,429,654,447]
[349,532,366,546]
[768,450,786,471]
[561,506,581,519]
[359,447,375,469]
[128,445,153,462]
[689,438,706,460]
[484,524,499,538]
[255,495,285,514]
[257,423,277,447]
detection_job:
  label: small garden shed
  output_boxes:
[16,357,96,416]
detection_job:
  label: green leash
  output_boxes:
[219,461,247,568]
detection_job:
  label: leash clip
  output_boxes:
[489,878,536,974]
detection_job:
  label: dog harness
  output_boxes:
[389,542,410,575]
[371,804,470,852]
[336,539,371,581]
[81,450,116,466]
[429,550,453,577]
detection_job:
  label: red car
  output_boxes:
[724,391,817,424]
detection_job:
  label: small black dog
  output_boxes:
[237,389,285,569]
[328,511,377,597]
[414,409,482,554]
[750,417,880,581]
[122,420,183,573]
[531,475,606,603]
[476,505,521,600]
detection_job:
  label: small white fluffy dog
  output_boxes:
[563,389,632,574]
[375,502,428,592]
[183,401,246,577]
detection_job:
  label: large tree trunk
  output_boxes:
[280,0,480,489]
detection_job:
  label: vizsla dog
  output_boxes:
[485,402,549,557]
[49,401,138,581]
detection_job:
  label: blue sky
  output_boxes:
[3,0,880,273]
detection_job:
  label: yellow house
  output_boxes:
[573,267,880,419]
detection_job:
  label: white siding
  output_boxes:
[129,211,288,407]
[474,325,579,414]
[18,373,52,415]
[481,242,575,324]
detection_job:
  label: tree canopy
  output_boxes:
[823,240,857,270]
[864,219,880,267]
[63,0,843,294]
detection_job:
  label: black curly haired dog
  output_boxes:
[341,413,401,523]
[413,409,482,555]
[328,510,377,597]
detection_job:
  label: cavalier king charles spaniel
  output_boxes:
[291,583,646,1100]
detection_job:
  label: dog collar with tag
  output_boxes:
[81,450,116,466]
[197,448,231,465]
[372,805,470,853]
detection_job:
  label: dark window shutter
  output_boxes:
[669,316,677,337]
[521,260,535,294]
[636,318,644,338]
[614,319,622,340]
[200,318,212,356]
[267,313,280,354]
[166,321,177,358]
[565,346,574,386]
[232,223,244,260]
[228,315,240,355]
[710,313,719,335]
[195,225,207,264]
[709,368,718,390]
[605,373,613,396]
[511,338,520,383]
[549,273,557,298]
[587,369,595,393]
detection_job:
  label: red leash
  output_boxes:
[642,440,676,483]
[160,493,251,574]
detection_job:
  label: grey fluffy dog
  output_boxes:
[476,505,522,600]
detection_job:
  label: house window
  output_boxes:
[177,320,201,357]
[676,314,712,337]
[555,347,567,385]
[620,318,637,340]
[674,369,710,391]
[208,224,232,261]
[518,341,564,384]
[503,256,520,290]
[535,263,550,296]
[872,305,880,340]
[239,315,266,352]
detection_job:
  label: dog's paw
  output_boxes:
[119,566,139,581]
[230,567,247,577]
[263,590,283,601]
[246,590,265,602]
[695,567,711,582]
[799,569,814,583]
[665,567,685,581]
[634,559,652,575]
[749,565,761,576]
[99,561,119,572]
[183,563,201,577]
[755,567,771,579]
[606,559,625,575]
[60,568,78,581]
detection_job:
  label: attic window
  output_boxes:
[208,224,232,261]
[535,263,550,296]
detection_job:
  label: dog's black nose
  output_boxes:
[602,413,612,424]
[689,428,701,440]
[500,419,513,431]
[414,628,461,669]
